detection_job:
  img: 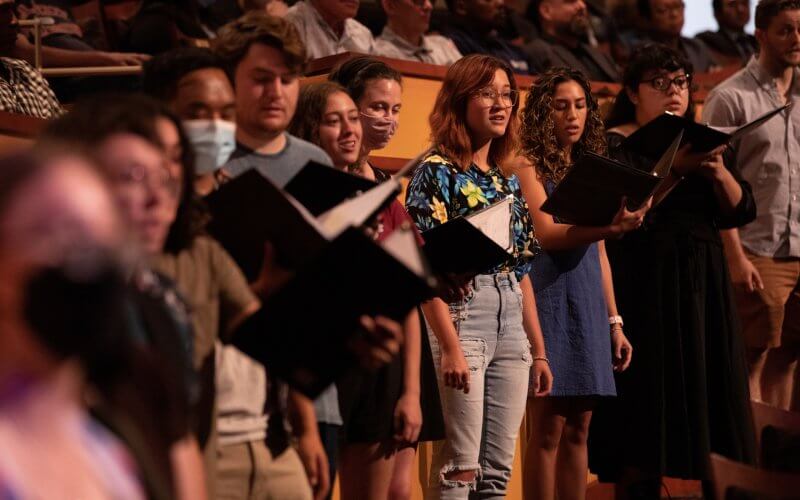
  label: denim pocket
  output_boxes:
[448,286,476,331]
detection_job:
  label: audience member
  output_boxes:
[633,0,719,72]
[523,0,621,82]
[698,0,759,63]
[373,0,461,66]
[439,0,533,74]
[406,54,552,498]
[0,150,145,500]
[285,0,374,60]
[588,43,756,499]
[702,0,800,411]
[517,67,638,500]
[0,0,60,118]
[213,12,332,188]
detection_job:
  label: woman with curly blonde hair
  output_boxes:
[517,67,646,500]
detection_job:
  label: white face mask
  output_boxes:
[182,119,237,175]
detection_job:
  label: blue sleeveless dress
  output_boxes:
[529,180,616,397]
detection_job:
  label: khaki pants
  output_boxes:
[216,441,312,500]
[735,252,800,349]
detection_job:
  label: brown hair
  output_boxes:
[755,0,800,29]
[288,81,350,145]
[429,54,520,177]
[520,67,606,184]
[213,12,306,80]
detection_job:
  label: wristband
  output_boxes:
[608,315,624,327]
[532,356,549,364]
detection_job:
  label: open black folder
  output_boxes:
[206,170,435,397]
[284,161,377,216]
[541,131,683,226]
[422,196,515,275]
[622,103,789,160]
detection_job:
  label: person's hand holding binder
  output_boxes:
[348,315,404,371]
[610,196,651,234]
[671,144,727,178]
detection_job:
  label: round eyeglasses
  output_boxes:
[642,74,692,92]
[474,88,519,108]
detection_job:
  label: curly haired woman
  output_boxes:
[516,67,645,500]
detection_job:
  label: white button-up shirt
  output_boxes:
[285,1,374,60]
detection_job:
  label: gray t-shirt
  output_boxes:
[223,133,333,188]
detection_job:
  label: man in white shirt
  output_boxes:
[285,0,374,60]
[374,0,462,65]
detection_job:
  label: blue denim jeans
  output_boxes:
[426,272,532,499]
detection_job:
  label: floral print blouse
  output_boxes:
[405,150,539,281]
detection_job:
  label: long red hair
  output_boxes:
[429,54,520,177]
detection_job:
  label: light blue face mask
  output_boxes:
[182,119,236,175]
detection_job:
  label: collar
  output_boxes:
[301,1,353,44]
[380,25,431,56]
[746,56,800,96]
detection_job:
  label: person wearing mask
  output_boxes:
[285,0,374,60]
[439,0,533,74]
[0,149,145,500]
[587,44,756,499]
[702,0,800,411]
[698,0,759,64]
[406,54,552,499]
[517,67,638,500]
[631,0,719,72]
[523,0,621,82]
[373,0,461,66]
[212,12,332,188]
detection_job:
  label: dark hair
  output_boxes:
[429,54,520,176]
[142,47,228,102]
[755,0,800,29]
[713,0,723,13]
[605,43,695,129]
[213,12,306,81]
[288,81,349,145]
[328,56,402,104]
[520,67,606,183]
[637,0,652,18]
[42,93,207,254]
[526,0,543,26]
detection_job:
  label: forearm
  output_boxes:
[597,241,619,317]
[13,38,114,67]
[420,298,460,352]
[519,274,546,357]
[170,435,208,500]
[287,390,320,438]
[401,309,421,397]
[537,223,622,251]
[721,228,747,260]
[707,167,743,215]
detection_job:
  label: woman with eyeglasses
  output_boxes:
[517,67,641,500]
[587,44,756,499]
[405,54,552,499]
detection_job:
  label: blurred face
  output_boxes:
[630,68,690,124]
[95,134,180,256]
[358,77,402,151]
[540,0,588,35]
[0,4,19,55]
[318,91,362,169]
[717,0,750,31]
[172,68,236,122]
[756,9,800,68]
[313,0,359,23]
[551,80,587,150]
[234,43,299,138]
[385,0,432,33]
[649,0,685,38]
[466,68,515,144]
[461,0,503,25]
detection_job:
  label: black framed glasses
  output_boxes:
[642,74,692,92]
[474,88,519,107]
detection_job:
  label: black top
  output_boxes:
[697,29,758,64]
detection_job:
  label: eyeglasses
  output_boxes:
[473,88,519,108]
[115,162,181,198]
[642,74,691,92]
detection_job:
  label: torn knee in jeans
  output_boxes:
[439,463,481,489]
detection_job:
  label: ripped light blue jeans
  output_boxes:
[426,272,532,500]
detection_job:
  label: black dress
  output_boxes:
[587,132,757,481]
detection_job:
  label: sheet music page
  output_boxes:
[651,130,684,178]
[286,193,332,241]
[466,197,513,251]
[316,179,400,239]
[381,226,427,278]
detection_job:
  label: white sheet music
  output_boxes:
[466,197,513,252]
[316,178,400,239]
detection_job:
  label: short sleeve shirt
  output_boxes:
[374,26,461,66]
[285,1,374,60]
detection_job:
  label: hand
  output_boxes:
[609,196,650,234]
[393,392,422,444]
[296,431,331,500]
[440,345,470,393]
[672,144,726,178]
[348,315,403,370]
[530,359,552,397]
[437,273,474,302]
[611,328,633,372]
[729,254,765,292]
[102,51,151,66]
